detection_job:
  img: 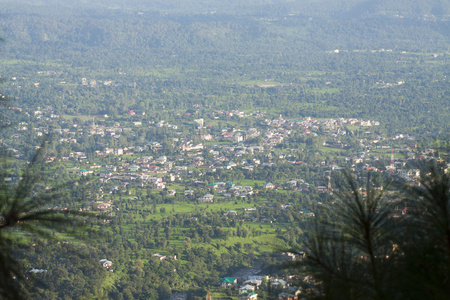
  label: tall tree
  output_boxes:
[0,137,96,299]
[290,164,450,299]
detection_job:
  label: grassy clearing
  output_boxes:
[133,66,205,78]
[202,140,233,146]
[150,199,260,217]
[237,79,283,87]
[319,146,345,153]
[203,288,238,300]
[60,115,95,122]
[1,58,68,68]
[307,87,340,94]
[234,179,266,187]
[345,125,361,131]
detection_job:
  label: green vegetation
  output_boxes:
[0,0,448,299]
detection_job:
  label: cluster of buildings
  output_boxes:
[264,116,379,130]
[219,275,304,300]
[4,104,437,216]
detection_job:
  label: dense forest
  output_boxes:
[0,0,449,135]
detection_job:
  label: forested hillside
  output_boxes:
[1,0,449,134]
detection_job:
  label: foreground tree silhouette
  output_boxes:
[1,40,101,298]
[395,161,450,299]
[0,137,94,299]
[291,164,450,300]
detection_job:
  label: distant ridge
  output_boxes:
[343,0,450,18]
